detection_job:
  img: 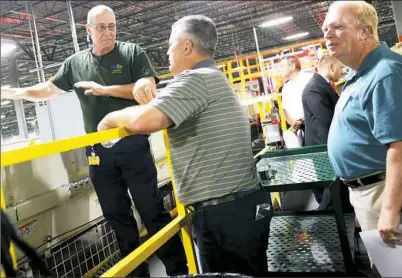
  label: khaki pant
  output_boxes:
[349,181,402,232]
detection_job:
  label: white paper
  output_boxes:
[360,225,402,277]
[283,130,301,149]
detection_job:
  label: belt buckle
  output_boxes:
[343,180,354,188]
[343,179,363,188]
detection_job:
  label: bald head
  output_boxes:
[87,5,115,25]
[317,55,343,82]
[86,5,117,55]
[318,55,341,71]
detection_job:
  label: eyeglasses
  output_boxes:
[88,23,116,32]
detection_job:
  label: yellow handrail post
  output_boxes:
[239,59,246,99]
[245,57,252,81]
[227,61,234,84]
[277,95,287,131]
[257,102,266,142]
[257,100,281,208]
[162,130,198,274]
[221,64,228,79]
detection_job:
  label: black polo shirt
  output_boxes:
[51,41,158,133]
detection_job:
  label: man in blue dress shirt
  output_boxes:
[323,1,402,245]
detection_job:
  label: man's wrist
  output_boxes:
[101,86,110,96]
[382,205,401,215]
[23,88,32,99]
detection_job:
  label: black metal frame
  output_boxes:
[256,145,357,275]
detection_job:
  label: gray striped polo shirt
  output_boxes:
[150,59,258,206]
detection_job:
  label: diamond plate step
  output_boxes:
[267,214,355,273]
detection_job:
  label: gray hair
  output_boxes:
[87,5,115,24]
[172,15,218,57]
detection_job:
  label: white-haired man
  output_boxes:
[1,5,187,276]
[324,1,402,245]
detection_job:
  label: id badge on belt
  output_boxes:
[255,202,271,220]
[88,145,100,165]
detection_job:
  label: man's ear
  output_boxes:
[330,63,334,73]
[86,25,92,37]
[364,25,374,39]
[359,25,372,41]
[183,40,193,56]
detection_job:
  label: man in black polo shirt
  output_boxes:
[1,5,186,276]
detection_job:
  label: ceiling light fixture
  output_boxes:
[1,100,11,106]
[259,16,293,28]
[283,32,310,40]
[1,42,17,57]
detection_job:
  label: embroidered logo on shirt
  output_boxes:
[111,64,123,74]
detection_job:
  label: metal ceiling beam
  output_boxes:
[1,0,398,82]
[0,1,41,16]
[0,1,92,34]
[24,1,137,37]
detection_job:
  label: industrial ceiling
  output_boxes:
[0,0,399,140]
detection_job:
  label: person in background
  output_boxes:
[302,55,342,147]
[302,55,342,205]
[1,5,187,276]
[324,0,402,245]
[97,15,271,276]
[279,55,313,146]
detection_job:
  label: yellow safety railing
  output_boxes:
[101,130,198,277]
[158,38,324,81]
[1,128,130,167]
[1,127,198,277]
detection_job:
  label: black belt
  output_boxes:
[193,187,261,210]
[342,172,385,188]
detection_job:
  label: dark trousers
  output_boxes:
[86,135,187,276]
[318,183,354,213]
[313,188,325,204]
[192,189,271,277]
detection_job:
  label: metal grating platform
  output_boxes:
[267,214,355,273]
[257,152,334,186]
[17,220,119,277]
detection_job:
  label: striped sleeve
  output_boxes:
[150,71,208,129]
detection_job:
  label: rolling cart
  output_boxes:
[255,145,357,276]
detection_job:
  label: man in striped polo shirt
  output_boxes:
[98,15,271,276]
